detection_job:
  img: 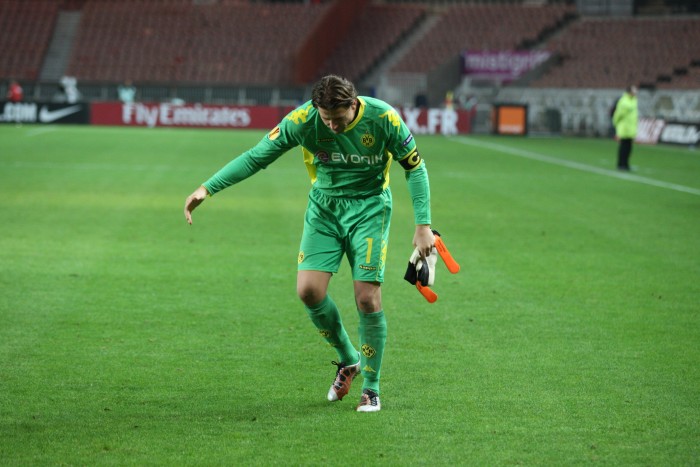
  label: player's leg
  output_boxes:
[298,270,360,401]
[346,189,392,412]
[298,190,360,400]
[355,281,385,412]
[297,269,332,307]
[297,270,358,364]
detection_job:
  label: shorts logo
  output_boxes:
[268,126,281,141]
[361,132,375,148]
[298,251,305,264]
[316,151,330,163]
[361,344,376,358]
[319,330,331,338]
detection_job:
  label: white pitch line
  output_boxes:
[451,137,700,197]
[25,126,58,137]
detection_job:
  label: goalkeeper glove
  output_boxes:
[404,229,460,303]
[404,245,439,303]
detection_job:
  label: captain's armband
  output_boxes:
[398,148,422,171]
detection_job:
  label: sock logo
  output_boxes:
[362,365,376,373]
[318,330,331,338]
[361,344,376,358]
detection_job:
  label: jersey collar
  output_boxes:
[344,97,365,133]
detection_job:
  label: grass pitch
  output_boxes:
[1,125,699,465]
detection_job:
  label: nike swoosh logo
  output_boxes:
[39,105,82,123]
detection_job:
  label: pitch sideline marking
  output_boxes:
[25,126,58,137]
[451,137,700,197]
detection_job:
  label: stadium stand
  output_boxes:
[656,63,700,90]
[0,0,60,81]
[314,3,426,82]
[66,0,330,85]
[530,17,700,89]
[1,0,698,98]
[390,3,576,74]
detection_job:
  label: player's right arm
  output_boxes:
[183,139,291,225]
[183,105,308,224]
[184,185,209,225]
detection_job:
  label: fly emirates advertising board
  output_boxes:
[90,102,474,135]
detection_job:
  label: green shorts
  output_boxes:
[298,188,392,282]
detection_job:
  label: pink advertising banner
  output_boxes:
[462,50,551,82]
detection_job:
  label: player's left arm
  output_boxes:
[383,109,434,255]
[403,158,434,256]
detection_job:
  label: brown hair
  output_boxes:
[311,75,357,110]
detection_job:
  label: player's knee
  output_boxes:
[354,282,381,312]
[355,293,381,313]
[297,283,324,307]
[297,271,332,307]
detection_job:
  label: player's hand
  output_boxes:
[413,224,435,259]
[184,185,209,225]
[406,246,438,286]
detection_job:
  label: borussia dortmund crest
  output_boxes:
[361,344,376,358]
[298,251,305,264]
[361,132,375,148]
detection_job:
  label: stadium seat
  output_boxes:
[391,4,575,74]
[315,4,426,82]
[66,0,330,85]
[0,0,60,80]
[530,17,700,88]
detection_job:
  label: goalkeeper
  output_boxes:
[184,75,434,412]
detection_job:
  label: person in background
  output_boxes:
[444,90,454,110]
[56,76,81,104]
[6,80,23,102]
[118,80,136,103]
[612,85,638,171]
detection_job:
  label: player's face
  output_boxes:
[318,100,357,134]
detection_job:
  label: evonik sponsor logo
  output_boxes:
[319,152,382,165]
[338,153,382,165]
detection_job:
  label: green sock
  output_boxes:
[305,295,358,364]
[358,310,387,394]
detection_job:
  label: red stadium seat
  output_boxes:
[0,0,60,80]
[530,17,700,88]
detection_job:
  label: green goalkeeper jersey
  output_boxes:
[203,96,431,225]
